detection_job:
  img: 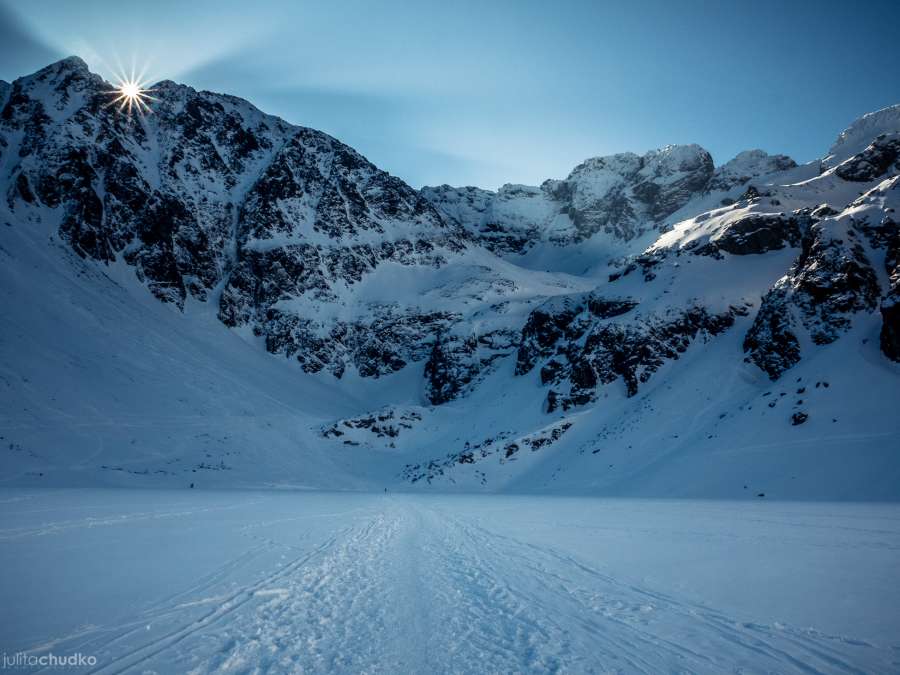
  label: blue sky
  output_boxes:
[1,0,898,189]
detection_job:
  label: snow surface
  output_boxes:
[0,205,378,490]
[2,488,898,674]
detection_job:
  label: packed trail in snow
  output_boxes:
[2,489,899,674]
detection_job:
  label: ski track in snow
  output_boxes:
[426,513,871,675]
[4,494,896,675]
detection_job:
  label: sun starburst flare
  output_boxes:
[106,78,156,115]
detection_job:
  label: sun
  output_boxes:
[106,78,156,115]
[121,81,141,99]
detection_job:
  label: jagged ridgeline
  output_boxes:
[1,57,899,493]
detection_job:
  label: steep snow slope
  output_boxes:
[0,206,384,489]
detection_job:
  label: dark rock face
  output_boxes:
[515,295,640,376]
[692,213,809,257]
[586,297,641,319]
[125,193,214,305]
[550,307,743,410]
[259,309,458,379]
[810,204,839,218]
[399,421,573,484]
[516,299,589,376]
[607,252,665,283]
[743,288,802,379]
[517,294,744,410]
[881,289,900,361]
[425,330,518,405]
[425,332,465,405]
[881,217,900,360]
[791,411,809,425]
[744,185,897,380]
[870,212,900,362]
[739,185,761,202]
[321,409,423,442]
[848,177,900,362]
[790,221,881,345]
[52,147,108,259]
[835,133,900,182]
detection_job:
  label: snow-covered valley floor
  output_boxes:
[2,489,899,674]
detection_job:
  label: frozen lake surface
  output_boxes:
[1,489,899,673]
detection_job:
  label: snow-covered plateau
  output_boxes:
[1,57,899,673]
[2,489,899,674]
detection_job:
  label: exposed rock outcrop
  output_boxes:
[517,294,746,410]
[691,213,809,257]
[707,150,797,192]
[835,133,900,182]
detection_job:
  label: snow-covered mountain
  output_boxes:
[1,57,898,497]
[423,144,716,252]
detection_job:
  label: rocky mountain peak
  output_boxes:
[643,143,711,174]
[25,55,100,90]
[1,58,467,381]
[824,103,900,169]
[37,55,92,77]
[708,149,797,192]
[423,144,715,253]
[567,152,643,180]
